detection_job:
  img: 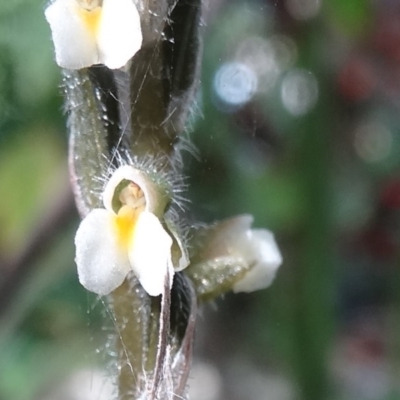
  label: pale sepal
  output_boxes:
[75,209,131,295]
[45,0,99,69]
[232,229,282,293]
[129,211,173,296]
[97,0,143,69]
[196,215,254,260]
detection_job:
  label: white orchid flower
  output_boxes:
[45,0,142,69]
[202,215,282,293]
[74,166,183,297]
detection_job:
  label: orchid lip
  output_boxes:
[74,166,179,297]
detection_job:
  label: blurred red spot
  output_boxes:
[338,57,376,102]
[373,13,400,63]
[380,180,400,209]
[346,335,385,365]
[361,228,396,260]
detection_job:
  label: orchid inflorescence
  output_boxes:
[44,0,282,300]
[45,0,282,397]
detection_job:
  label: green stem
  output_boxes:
[110,278,161,399]
[292,26,334,400]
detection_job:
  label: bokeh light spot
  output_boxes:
[280,69,318,116]
[354,121,392,163]
[213,62,258,109]
[235,35,297,92]
[286,0,321,21]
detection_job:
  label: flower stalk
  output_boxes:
[46,0,282,398]
[60,1,203,397]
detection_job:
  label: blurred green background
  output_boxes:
[1,0,400,399]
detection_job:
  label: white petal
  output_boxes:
[97,0,142,69]
[45,0,100,69]
[129,211,173,296]
[75,209,131,295]
[233,229,282,293]
[103,165,159,214]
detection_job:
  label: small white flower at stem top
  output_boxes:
[45,0,142,69]
[75,166,180,297]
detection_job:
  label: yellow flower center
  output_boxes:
[76,0,102,36]
[113,182,146,250]
[115,205,137,250]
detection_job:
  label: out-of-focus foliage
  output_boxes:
[0,2,105,399]
[2,0,400,399]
